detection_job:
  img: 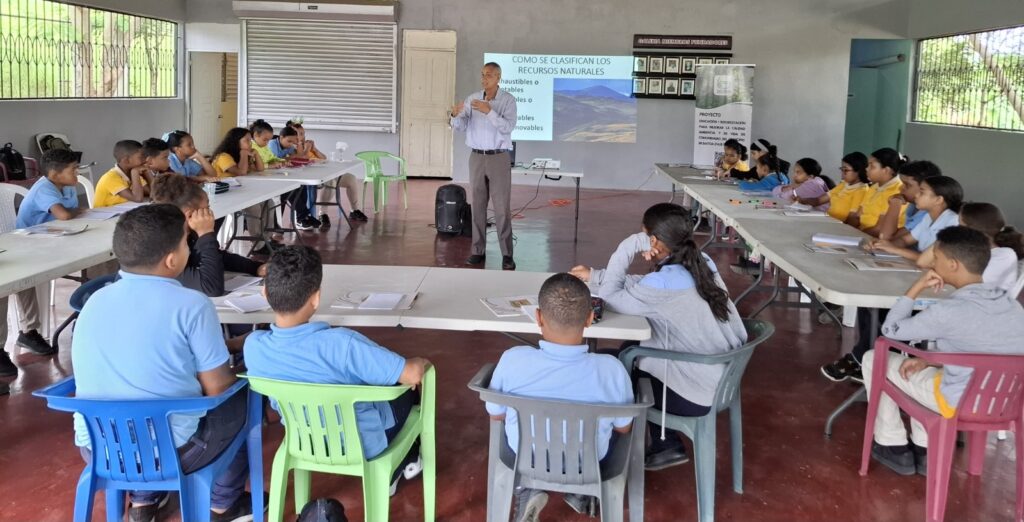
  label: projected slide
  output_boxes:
[484,53,636,143]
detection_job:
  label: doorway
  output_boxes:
[188,51,238,153]
[843,39,913,154]
[400,30,456,178]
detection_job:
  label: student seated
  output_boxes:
[570,203,747,472]
[141,137,172,175]
[212,127,273,251]
[486,273,634,520]
[165,130,218,181]
[93,139,150,208]
[713,139,750,179]
[749,138,791,175]
[291,120,368,224]
[862,226,1024,476]
[0,149,81,375]
[243,246,429,494]
[867,176,963,262]
[776,157,834,211]
[918,202,1024,291]
[876,160,942,240]
[71,204,255,521]
[845,148,907,237]
[737,145,789,192]
[814,152,869,221]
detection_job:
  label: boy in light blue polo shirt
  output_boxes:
[71,204,255,522]
[486,273,634,520]
[244,245,431,494]
[16,148,81,228]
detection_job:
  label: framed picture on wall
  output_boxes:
[648,78,663,94]
[649,57,664,73]
[698,57,713,65]
[634,56,648,73]
[633,78,647,95]
[664,78,680,95]
[682,58,696,74]
[681,79,695,96]
[665,57,680,74]
[714,57,730,64]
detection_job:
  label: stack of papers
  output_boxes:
[783,210,829,217]
[811,233,863,247]
[224,276,263,293]
[846,258,920,272]
[76,208,124,220]
[481,295,538,318]
[218,293,271,313]
[15,223,89,236]
[331,292,417,311]
[804,243,858,255]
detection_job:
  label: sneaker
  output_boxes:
[871,442,916,476]
[465,254,485,265]
[251,243,271,256]
[127,492,170,522]
[848,367,865,384]
[295,216,318,231]
[512,488,548,522]
[350,209,369,222]
[211,491,267,522]
[0,350,17,377]
[911,443,927,476]
[318,213,331,229]
[389,455,423,497]
[16,330,55,356]
[821,353,861,383]
[729,259,761,276]
[502,256,516,271]
[645,445,690,471]
[564,493,598,516]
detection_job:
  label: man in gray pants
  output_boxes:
[450,62,518,270]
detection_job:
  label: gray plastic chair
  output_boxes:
[468,365,654,522]
[619,319,774,522]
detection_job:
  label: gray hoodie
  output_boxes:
[881,282,1024,407]
[591,233,748,406]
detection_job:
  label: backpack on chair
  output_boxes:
[38,135,83,163]
[0,143,26,181]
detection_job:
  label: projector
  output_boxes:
[530,158,561,170]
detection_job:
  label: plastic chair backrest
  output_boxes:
[70,274,118,312]
[468,365,653,486]
[244,375,412,467]
[77,174,95,209]
[1010,259,1024,299]
[33,377,248,483]
[0,182,29,233]
[355,151,405,178]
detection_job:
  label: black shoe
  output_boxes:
[16,330,55,356]
[729,259,761,276]
[821,353,861,383]
[849,366,864,384]
[645,445,690,471]
[251,243,271,256]
[0,382,8,395]
[350,209,369,222]
[912,443,927,476]
[502,256,516,271]
[211,491,268,522]
[466,254,486,265]
[318,213,331,229]
[871,442,916,476]
[0,350,17,377]
[127,492,170,522]
[296,216,320,231]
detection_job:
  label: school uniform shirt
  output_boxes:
[71,271,230,448]
[168,153,204,177]
[244,322,406,459]
[910,208,960,251]
[856,177,904,230]
[724,160,751,179]
[93,165,145,208]
[252,143,279,166]
[826,181,868,222]
[984,247,1020,291]
[737,172,789,192]
[773,176,830,211]
[212,153,238,178]
[268,138,296,159]
[904,203,927,231]
[486,340,634,460]
[16,177,78,228]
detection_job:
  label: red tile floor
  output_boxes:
[0,179,1019,521]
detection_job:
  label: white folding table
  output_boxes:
[512,167,584,243]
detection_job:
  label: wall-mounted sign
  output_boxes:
[632,34,732,50]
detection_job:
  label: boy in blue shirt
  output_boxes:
[71,204,255,522]
[0,149,82,376]
[244,245,430,494]
[485,273,634,521]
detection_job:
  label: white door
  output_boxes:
[400,31,456,178]
[189,52,224,153]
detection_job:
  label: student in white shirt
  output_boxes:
[918,202,1023,291]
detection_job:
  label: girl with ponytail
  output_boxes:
[570,202,747,469]
[737,144,790,192]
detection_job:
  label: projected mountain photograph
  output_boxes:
[553,79,637,143]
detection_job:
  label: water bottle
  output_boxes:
[203,182,217,202]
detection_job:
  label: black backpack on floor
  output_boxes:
[435,184,471,236]
[0,143,26,181]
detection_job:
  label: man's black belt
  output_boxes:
[472,149,506,155]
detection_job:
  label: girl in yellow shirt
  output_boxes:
[846,148,907,236]
[714,139,751,179]
[211,127,263,178]
[801,152,869,221]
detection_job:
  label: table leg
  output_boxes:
[733,263,766,306]
[573,177,580,244]
[699,213,717,250]
[823,308,876,437]
[669,183,676,203]
[748,265,782,319]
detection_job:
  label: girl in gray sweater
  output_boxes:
[572,203,747,469]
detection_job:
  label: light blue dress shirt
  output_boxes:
[168,153,203,177]
[450,89,518,151]
[16,177,78,228]
[911,208,960,251]
[269,138,296,159]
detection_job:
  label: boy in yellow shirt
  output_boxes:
[93,140,150,208]
[845,148,906,237]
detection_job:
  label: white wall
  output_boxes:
[0,0,187,175]
[187,0,909,191]
[903,0,1024,226]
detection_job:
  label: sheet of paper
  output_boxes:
[222,293,271,313]
[811,233,863,246]
[224,276,263,293]
[520,304,539,324]
[481,295,538,318]
[16,223,90,236]
[783,210,828,217]
[359,292,405,310]
[76,208,122,220]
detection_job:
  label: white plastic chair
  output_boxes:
[0,183,52,339]
[76,175,95,209]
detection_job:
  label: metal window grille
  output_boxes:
[241,18,397,132]
[0,0,178,100]
[914,25,1024,131]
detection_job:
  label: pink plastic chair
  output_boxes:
[859,337,1024,522]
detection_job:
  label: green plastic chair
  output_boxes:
[356,151,409,214]
[618,319,774,522]
[242,367,436,522]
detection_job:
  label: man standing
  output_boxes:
[450,62,518,270]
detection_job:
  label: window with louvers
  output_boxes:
[241,18,396,132]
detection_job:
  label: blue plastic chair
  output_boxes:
[50,274,117,352]
[618,319,774,522]
[33,377,265,522]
